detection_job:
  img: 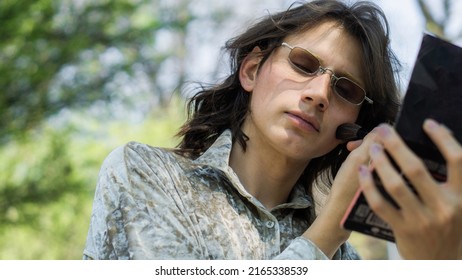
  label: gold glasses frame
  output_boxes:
[281,42,373,106]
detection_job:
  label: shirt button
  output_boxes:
[265,221,275,228]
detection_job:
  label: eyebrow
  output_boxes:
[337,69,365,88]
[310,49,365,87]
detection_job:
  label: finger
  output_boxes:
[423,119,462,187]
[358,165,402,226]
[375,124,438,205]
[347,127,380,152]
[343,130,380,166]
[346,139,362,152]
[369,143,422,213]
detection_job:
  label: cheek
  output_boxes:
[325,107,360,141]
[249,68,283,109]
[332,104,361,124]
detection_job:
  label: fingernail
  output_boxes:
[359,165,369,178]
[370,143,382,157]
[424,119,439,131]
[377,124,391,138]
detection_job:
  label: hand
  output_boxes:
[359,119,462,259]
[346,139,363,152]
[304,130,378,258]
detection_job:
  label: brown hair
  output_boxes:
[176,0,401,188]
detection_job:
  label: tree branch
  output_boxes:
[416,0,446,38]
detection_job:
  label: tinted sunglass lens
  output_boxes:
[335,78,365,105]
[289,48,319,74]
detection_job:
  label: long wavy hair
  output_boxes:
[176,0,401,189]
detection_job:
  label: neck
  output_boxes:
[229,138,308,210]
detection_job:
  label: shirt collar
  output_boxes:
[193,129,312,210]
[194,129,233,170]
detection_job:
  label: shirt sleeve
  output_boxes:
[275,237,361,260]
[83,145,130,259]
[83,143,207,259]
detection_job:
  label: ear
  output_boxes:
[239,46,262,92]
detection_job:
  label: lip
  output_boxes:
[286,111,320,132]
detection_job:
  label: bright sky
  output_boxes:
[374,0,429,92]
[375,0,462,92]
[186,0,461,97]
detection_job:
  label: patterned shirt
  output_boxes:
[83,130,360,259]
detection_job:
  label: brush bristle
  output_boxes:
[336,123,365,141]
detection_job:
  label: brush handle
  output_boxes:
[336,123,369,141]
[355,128,368,139]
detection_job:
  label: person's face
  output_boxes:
[239,20,365,163]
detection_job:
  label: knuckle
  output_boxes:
[439,201,461,226]
[364,131,379,142]
[442,209,457,225]
[368,199,387,214]
[384,178,405,197]
[349,148,368,163]
[384,136,401,150]
[416,218,432,233]
[447,150,462,165]
[401,161,426,178]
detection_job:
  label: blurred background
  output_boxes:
[1,0,461,259]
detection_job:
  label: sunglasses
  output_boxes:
[281,42,373,106]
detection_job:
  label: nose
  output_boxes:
[301,72,331,111]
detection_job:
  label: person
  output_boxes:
[83,0,462,260]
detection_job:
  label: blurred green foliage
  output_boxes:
[1,0,174,259]
[0,0,203,144]
[0,101,185,259]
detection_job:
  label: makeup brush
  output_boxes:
[336,123,369,141]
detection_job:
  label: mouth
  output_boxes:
[286,111,320,132]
